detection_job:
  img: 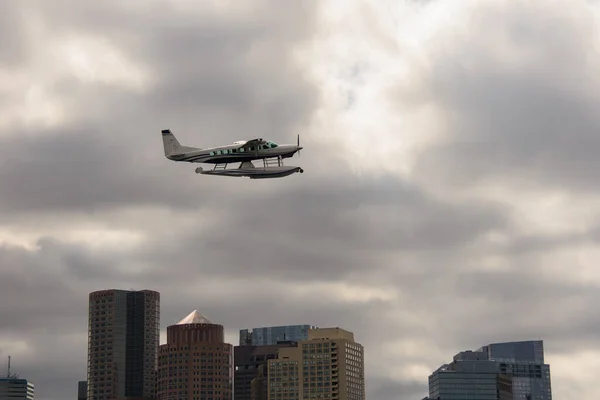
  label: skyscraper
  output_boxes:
[478,341,552,400]
[266,327,365,400]
[428,355,513,400]
[157,310,233,400]
[239,325,316,346]
[234,341,298,400]
[0,378,34,400]
[87,289,160,400]
[78,381,87,400]
[427,341,552,400]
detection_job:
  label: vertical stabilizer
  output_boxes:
[162,129,183,157]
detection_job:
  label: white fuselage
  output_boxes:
[161,129,304,179]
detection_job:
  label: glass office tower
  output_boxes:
[478,341,552,400]
[428,341,552,400]
[239,325,316,346]
[428,359,513,400]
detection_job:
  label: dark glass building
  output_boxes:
[478,341,552,400]
[239,325,315,346]
[428,358,512,400]
[87,289,160,400]
[428,341,552,400]
[78,381,87,400]
[233,341,298,400]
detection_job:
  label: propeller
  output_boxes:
[297,134,302,156]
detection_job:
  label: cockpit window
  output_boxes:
[266,141,278,148]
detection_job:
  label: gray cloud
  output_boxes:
[0,1,30,67]
[0,0,319,215]
[368,378,427,400]
[439,268,600,349]
[133,177,511,286]
[31,0,318,142]
[2,1,600,399]
[410,1,600,193]
[0,126,211,213]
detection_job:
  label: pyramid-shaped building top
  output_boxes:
[176,309,213,325]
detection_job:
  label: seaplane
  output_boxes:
[161,129,304,179]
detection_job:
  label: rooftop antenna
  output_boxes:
[6,356,18,379]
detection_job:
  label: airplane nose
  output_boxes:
[298,146,303,151]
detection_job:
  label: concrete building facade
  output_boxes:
[266,327,365,400]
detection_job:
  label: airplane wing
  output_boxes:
[239,138,266,149]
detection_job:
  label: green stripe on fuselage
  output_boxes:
[174,151,296,164]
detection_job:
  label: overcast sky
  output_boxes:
[1,0,599,398]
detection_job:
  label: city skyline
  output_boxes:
[2,286,558,400]
[82,288,367,400]
[2,0,599,399]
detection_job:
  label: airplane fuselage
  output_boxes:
[167,142,300,164]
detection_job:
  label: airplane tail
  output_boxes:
[161,129,198,157]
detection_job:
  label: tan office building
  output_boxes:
[266,327,365,400]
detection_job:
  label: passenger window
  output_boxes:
[216,150,221,155]
[239,148,245,152]
[210,152,215,156]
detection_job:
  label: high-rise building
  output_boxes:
[478,341,552,400]
[87,289,160,400]
[428,356,512,400]
[239,325,316,346]
[78,381,87,400]
[157,310,233,400]
[234,341,298,400]
[427,341,551,400]
[0,378,35,400]
[266,327,365,400]
[250,364,268,400]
